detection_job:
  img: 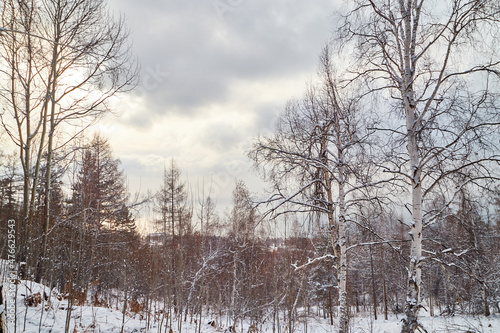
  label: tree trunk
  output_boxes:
[36,27,59,283]
[482,286,490,317]
[0,285,4,333]
[328,277,333,326]
[332,114,348,332]
[401,114,423,333]
[381,245,388,320]
[401,99,423,333]
[230,248,238,327]
[400,2,423,330]
[369,244,378,320]
[120,270,128,333]
[337,167,348,333]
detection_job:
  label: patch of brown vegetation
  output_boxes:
[24,292,42,307]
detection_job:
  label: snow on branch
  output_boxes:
[292,254,336,271]
[347,240,405,252]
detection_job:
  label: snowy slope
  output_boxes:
[1,276,499,332]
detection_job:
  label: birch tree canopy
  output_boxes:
[335,1,500,332]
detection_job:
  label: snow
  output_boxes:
[1,279,143,333]
[1,272,499,332]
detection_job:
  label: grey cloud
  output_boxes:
[253,103,282,136]
[109,0,338,118]
[200,121,245,152]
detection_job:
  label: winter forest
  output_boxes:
[1,0,500,333]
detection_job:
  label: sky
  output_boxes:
[99,0,342,216]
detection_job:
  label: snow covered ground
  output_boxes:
[1,279,499,332]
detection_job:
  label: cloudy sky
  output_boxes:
[99,0,342,213]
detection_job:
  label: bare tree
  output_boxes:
[336,1,500,331]
[226,180,258,329]
[0,0,46,276]
[37,0,137,282]
[249,46,384,333]
[424,190,500,317]
[155,159,191,239]
[153,158,191,332]
[0,0,138,281]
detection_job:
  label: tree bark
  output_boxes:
[336,146,348,333]
[369,244,378,320]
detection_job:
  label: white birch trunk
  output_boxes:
[400,3,423,331]
[401,50,423,333]
[337,159,348,333]
[401,129,423,333]
[230,249,238,327]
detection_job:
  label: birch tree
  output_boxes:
[336,1,500,331]
[249,47,382,333]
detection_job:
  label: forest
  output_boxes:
[1,1,500,333]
